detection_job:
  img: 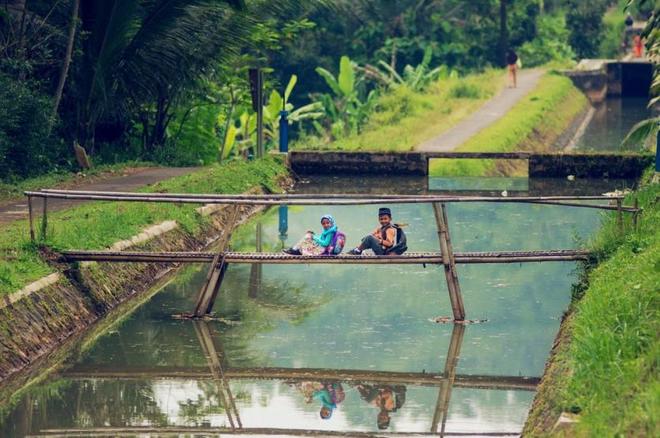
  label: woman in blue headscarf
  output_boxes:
[283,214,337,256]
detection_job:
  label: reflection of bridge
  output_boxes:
[60,366,539,391]
[30,426,521,437]
[45,323,537,437]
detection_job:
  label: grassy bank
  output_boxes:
[429,72,588,177]
[294,69,505,152]
[524,172,659,436]
[0,157,288,296]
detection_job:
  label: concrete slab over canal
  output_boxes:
[289,151,654,178]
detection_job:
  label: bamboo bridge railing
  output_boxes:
[24,189,638,321]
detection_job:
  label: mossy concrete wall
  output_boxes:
[290,151,653,178]
[0,202,262,386]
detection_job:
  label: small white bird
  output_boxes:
[567,175,575,181]
[501,190,508,197]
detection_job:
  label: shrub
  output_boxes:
[518,15,576,67]
[448,82,481,99]
[0,74,68,180]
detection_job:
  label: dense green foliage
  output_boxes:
[0,157,287,295]
[0,0,629,181]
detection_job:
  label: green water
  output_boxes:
[0,176,633,437]
[574,97,654,151]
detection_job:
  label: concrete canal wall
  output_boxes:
[0,196,270,392]
[564,60,653,103]
[290,151,654,178]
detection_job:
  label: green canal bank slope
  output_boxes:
[430,72,589,177]
[524,172,659,436]
[294,69,506,152]
[0,157,289,386]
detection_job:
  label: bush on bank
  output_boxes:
[524,171,659,436]
[0,157,288,296]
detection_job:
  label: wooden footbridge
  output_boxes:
[25,189,639,322]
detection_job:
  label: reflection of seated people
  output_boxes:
[294,381,345,419]
[356,384,406,430]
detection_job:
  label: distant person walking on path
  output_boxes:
[347,208,407,256]
[633,35,644,58]
[506,49,519,88]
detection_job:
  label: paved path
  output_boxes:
[416,69,544,152]
[0,167,198,225]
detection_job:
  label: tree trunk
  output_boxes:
[219,88,236,163]
[499,0,508,67]
[49,0,80,135]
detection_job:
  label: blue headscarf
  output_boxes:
[313,214,337,247]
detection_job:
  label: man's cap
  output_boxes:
[378,207,392,217]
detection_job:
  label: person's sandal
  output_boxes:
[282,248,302,255]
[347,248,362,255]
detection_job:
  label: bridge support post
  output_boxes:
[192,205,241,318]
[433,203,465,321]
[40,197,48,240]
[27,195,35,242]
[431,324,465,433]
[616,198,624,235]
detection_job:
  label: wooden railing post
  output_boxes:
[433,203,465,321]
[40,196,48,241]
[192,205,241,317]
[27,195,35,242]
[616,198,623,235]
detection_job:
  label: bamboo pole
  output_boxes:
[193,205,241,317]
[27,195,35,242]
[40,197,48,241]
[60,366,539,389]
[60,250,592,264]
[433,203,465,321]
[26,190,629,208]
[431,324,465,434]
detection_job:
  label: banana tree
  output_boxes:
[263,75,324,143]
[360,47,456,92]
[314,55,376,138]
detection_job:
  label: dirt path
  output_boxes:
[0,167,198,225]
[416,69,545,152]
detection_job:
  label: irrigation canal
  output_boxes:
[0,173,637,437]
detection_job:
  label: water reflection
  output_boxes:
[3,321,532,437]
[573,97,654,151]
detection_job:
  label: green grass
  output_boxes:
[0,161,156,204]
[0,157,288,296]
[524,172,659,436]
[294,69,505,152]
[429,72,588,177]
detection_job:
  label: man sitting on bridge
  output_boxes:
[347,208,407,256]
